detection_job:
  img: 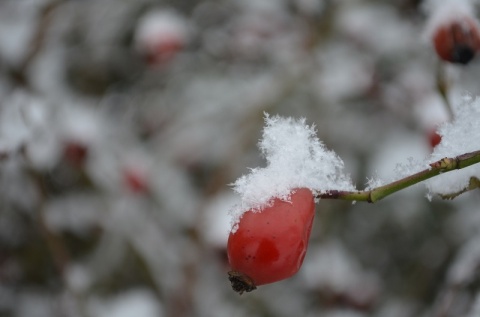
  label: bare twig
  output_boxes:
[8,0,63,88]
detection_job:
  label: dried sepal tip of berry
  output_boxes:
[228,271,257,295]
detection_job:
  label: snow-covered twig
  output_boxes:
[319,150,480,203]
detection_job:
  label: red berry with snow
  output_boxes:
[432,16,480,64]
[227,188,315,294]
[134,10,188,66]
[428,129,442,149]
[144,37,184,65]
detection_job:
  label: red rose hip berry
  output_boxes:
[227,188,315,294]
[432,16,480,64]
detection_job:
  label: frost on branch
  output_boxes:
[426,94,480,196]
[230,114,354,227]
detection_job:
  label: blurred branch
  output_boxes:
[436,62,454,120]
[318,150,480,203]
[8,0,63,88]
[28,166,71,276]
[26,160,93,317]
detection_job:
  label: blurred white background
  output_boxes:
[1,0,480,316]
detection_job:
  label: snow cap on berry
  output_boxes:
[426,93,480,196]
[423,0,476,40]
[230,114,355,229]
[134,9,189,58]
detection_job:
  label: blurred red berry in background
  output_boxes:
[63,140,88,168]
[123,166,149,194]
[432,15,480,64]
[134,10,189,66]
[428,128,442,149]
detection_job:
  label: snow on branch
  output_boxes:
[231,93,480,219]
[426,94,480,197]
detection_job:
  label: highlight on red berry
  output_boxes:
[427,3,480,64]
[227,188,315,294]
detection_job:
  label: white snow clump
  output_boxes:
[230,114,354,227]
[426,93,480,196]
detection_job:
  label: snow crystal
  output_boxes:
[393,157,429,181]
[365,176,384,190]
[230,114,354,227]
[426,94,480,196]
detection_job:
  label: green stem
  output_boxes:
[436,62,454,120]
[318,150,480,203]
